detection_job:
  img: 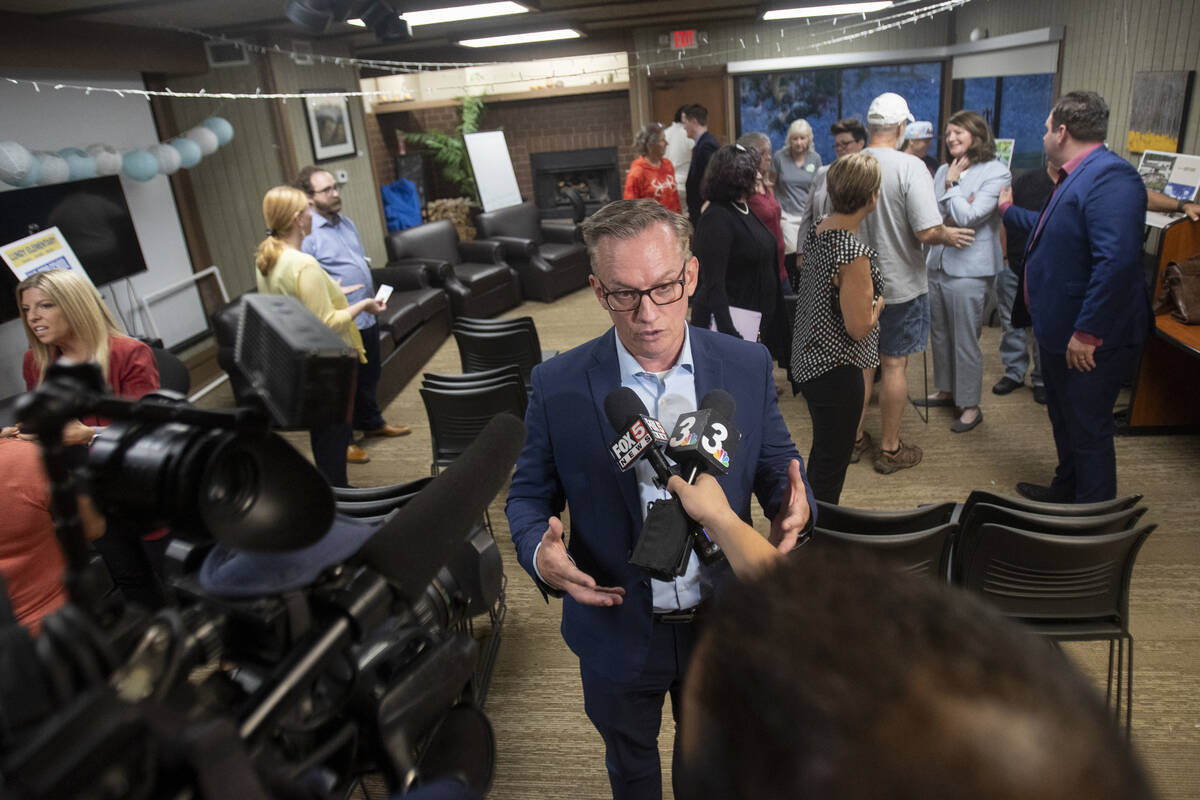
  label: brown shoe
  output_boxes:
[873,441,922,474]
[363,422,412,437]
[849,431,874,464]
[347,444,370,464]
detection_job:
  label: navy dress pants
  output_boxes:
[1038,343,1137,503]
[579,619,700,800]
[353,322,386,432]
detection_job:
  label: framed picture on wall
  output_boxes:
[303,91,356,162]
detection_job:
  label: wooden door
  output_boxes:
[649,71,729,145]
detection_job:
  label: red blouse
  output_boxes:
[24,335,161,427]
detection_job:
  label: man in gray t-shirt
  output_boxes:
[854,93,973,475]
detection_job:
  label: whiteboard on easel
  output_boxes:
[465,130,523,213]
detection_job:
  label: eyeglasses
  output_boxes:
[833,138,858,152]
[311,184,340,196]
[596,266,688,312]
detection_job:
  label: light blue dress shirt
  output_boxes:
[302,213,374,330]
[614,329,701,612]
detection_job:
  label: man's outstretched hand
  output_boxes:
[768,459,810,553]
[535,517,625,606]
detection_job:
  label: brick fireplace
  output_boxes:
[367,90,635,218]
[530,147,621,219]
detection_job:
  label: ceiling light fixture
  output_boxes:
[402,2,529,28]
[763,2,894,20]
[346,17,367,26]
[457,28,581,47]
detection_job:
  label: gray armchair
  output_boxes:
[476,201,590,302]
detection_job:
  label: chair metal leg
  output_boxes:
[1124,634,1134,738]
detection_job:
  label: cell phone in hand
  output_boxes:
[375,284,394,304]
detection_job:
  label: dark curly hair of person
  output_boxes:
[700,144,759,203]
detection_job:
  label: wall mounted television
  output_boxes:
[0,175,149,324]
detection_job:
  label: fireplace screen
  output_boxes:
[531,147,621,219]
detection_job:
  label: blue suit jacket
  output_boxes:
[506,325,808,683]
[1002,146,1150,354]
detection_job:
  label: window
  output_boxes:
[952,73,1055,171]
[737,61,943,164]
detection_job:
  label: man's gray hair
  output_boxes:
[867,121,904,139]
[580,199,692,270]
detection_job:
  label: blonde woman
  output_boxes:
[8,268,159,445]
[623,122,681,212]
[772,118,823,263]
[254,185,386,488]
[6,268,164,608]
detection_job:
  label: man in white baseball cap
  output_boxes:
[853,93,974,475]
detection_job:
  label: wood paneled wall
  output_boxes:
[161,43,387,300]
[953,0,1200,161]
[162,59,288,300]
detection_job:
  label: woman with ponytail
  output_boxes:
[254,185,387,487]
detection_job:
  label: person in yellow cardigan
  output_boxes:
[254,185,387,487]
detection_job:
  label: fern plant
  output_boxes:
[403,94,486,203]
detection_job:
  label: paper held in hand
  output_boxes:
[710,306,762,343]
[375,283,394,304]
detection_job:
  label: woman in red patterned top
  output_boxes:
[622,122,682,213]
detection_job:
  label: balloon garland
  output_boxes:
[0,115,235,187]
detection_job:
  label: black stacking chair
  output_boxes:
[956,489,1143,526]
[423,364,524,387]
[810,523,957,580]
[813,500,957,535]
[452,326,546,391]
[952,503,1148,585]
[420,383,528,476]
[454,316,557,362]
[334,476,434,518]
[150,347,191,395]
[955,522,1155,736]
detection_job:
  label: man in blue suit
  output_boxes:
[1000,91,1150,503]
[506,199,813,800]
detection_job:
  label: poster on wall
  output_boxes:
[993,139,1014,168]
[2,227,89,284]
[1126,70,1192,154]
[1138,149,1200,228]
[304,91,357,162]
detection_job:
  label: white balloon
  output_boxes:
[35,152,70,185]
[87,144,123,176]
[185,126,219,157]
[147,142,182,175]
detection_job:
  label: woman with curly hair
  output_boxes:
[623,122,682,212]
[691,143,788,362]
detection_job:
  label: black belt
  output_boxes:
[653,605,702,624]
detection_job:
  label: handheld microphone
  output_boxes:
[605,388,693,579]
[667,390,740,564]
[604,387,673,487]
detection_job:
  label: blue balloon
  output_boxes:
[122,149,160,182]
[171,136,203,168]
[58,147,97,181]
[202,116,235,147]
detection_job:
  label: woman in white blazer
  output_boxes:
[917,110,1012,433]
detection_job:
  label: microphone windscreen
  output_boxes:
[360,413,526,605]
[604,386,649,432]
[699,388,736,420]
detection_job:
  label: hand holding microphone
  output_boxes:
[666,389,739,564]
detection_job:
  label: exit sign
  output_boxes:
[672,29,697,49]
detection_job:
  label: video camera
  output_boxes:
[0,295,524,799]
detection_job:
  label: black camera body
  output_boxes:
[0,295,520,800]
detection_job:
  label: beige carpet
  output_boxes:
[269,286,1200,799]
